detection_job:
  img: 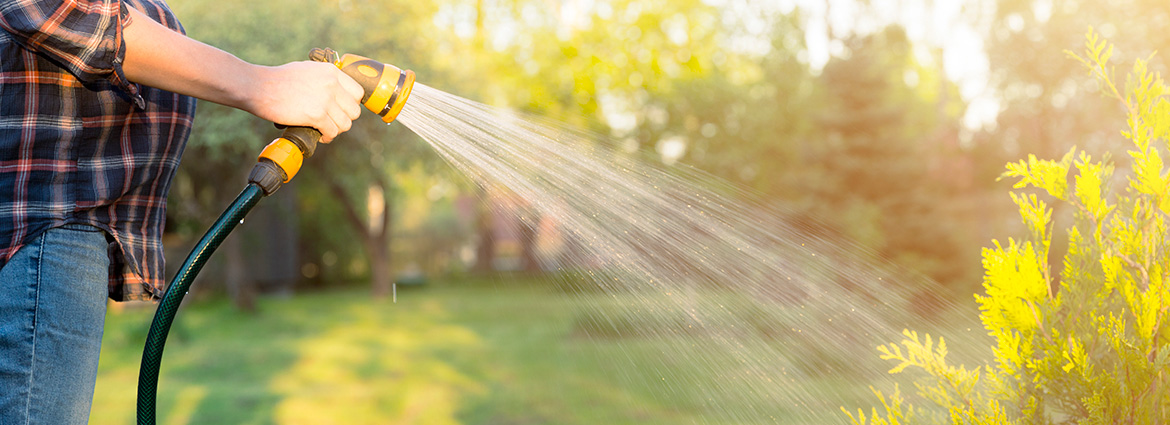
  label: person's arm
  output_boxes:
[0,0,362,142]
[120,7,362,142]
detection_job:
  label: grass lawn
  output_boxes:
[90,277,985,424]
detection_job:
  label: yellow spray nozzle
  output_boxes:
[311,48,416,124]
[375,67,414,124]
[250,49,417,195]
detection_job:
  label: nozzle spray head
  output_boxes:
[310,48,416,124]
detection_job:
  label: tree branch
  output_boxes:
[324,175,371,239]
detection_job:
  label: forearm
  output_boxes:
[118,6,363,141]
[121,7,257,111]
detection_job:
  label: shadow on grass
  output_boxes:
[95,290,487,424]
[94,278,898,424]
[159,300,312,424]
[94,299,318,424]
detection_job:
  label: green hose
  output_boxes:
[137,183,265,425]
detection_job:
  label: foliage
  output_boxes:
[169,0,457,293]
[802,26,976,299]
[847,29,1170,424]
[981,0,1170,160]
[167,0,995,298]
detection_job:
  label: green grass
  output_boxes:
[91,277,986,424]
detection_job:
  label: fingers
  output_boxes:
[320,106,353,144]
[317,65,363,143]
[338,72,365,105]
[317,117,340,144]
[245,62,366,143]
[320,76,360,144]
[339,86,362,120]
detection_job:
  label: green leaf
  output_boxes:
[1000,147,1076,200]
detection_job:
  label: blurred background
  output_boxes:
[92,0,1170,423]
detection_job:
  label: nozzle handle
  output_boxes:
[310,48,384,105]
[248,49,333,196]
[281,50,329,157]
[279,126,320,158]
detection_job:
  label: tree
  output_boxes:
[980,0,1170,160]
[171,0,457,298]
[971,0,1170,333]
[167,0,346,309]
[809,26,976,303]
[845,30,1170,424]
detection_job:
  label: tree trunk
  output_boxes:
[218,165,256,314]
[223,233,256,313]
[370,184,394,297]
[517,206,541,273]
[326,176,395,298]
[472,183,495,273]
[369,237,393,297]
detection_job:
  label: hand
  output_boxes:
[242,61,365,143]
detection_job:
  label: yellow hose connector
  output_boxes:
[258,138,303,182]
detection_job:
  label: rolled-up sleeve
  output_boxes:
[0,0,140,103]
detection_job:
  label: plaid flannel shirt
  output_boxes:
[0,0,195,301]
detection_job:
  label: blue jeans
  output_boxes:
[0,224,110,425]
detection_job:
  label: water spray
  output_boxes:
[135,48,415,425]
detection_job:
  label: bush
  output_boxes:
[844,29,1170,424]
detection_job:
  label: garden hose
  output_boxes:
[136,48,415,425]
[135,184,263,425]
